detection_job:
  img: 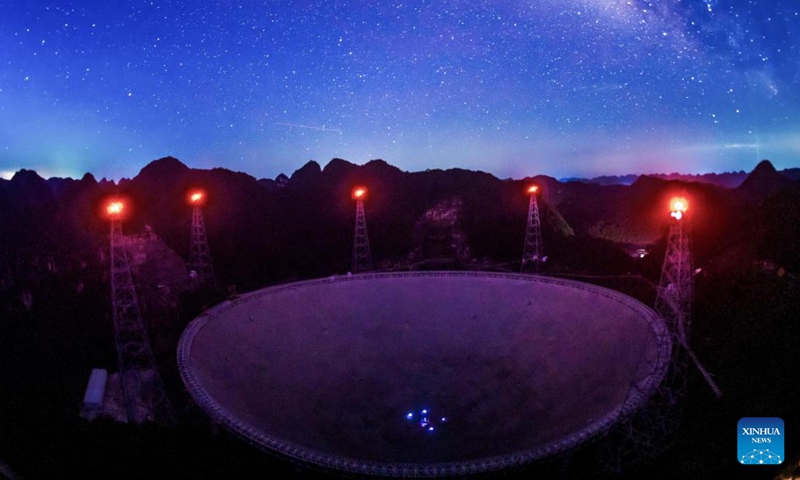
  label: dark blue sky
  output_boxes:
[1,0,798,180]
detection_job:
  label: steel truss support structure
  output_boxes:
[655,218,693,346]
[599,347,687,473]
[599,216,692,472]
[601,207,720,473]
[656,215,721,398]
[521,191,543,272]
[352,198,373,272]
[110,220,176,425]
[189,204,216,288]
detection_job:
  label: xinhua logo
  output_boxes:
[738,417,784,465]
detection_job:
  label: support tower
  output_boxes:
[655,197,721,397]
[187,190,216,288]
[351,186,373,272]
[521,185,543,272]
[655,197,692,344]
[106,200,176,425]
[602,196,719,473]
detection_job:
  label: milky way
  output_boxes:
[1,0,798,180]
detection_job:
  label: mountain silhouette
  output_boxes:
[736,159,794,199]
[1,157,796,290]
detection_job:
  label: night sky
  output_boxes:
[1,0,798,181]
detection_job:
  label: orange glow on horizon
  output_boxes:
[527,185,539,195]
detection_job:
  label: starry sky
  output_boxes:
[1,0,798,181]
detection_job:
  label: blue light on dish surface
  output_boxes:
[405,407,447,432]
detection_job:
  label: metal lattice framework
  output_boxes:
[656,212,722,398]
[655,217,693,345]
[521,189,543,272]
[178,271,672,477]
[599,215,692,472]
[601,203,720,472]
[352,198,373,272]
[189,204,216,288]
[600,345,688,473]
[109,219,176,425]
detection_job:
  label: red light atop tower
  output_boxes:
[352,186,367,201]
[188,189,207,206]
[105,200,125,219]
[670,197,688,220]
[527,185,539,195]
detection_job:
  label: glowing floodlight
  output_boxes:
[105,200,125,219]
[188,189,207,206]
[670,197,688,220]
[527,185,539,195]
[351,186,367,200]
